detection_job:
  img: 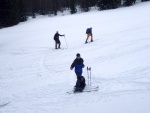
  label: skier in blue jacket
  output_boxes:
[70,53,86,91]
[85,27,93,44]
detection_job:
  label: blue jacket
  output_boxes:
[71,58,85,73]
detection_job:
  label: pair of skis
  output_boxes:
[66,86,99,94]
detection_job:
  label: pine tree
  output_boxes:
[19,0,27,22]
[141,0,150,1]
[49,0,58,15]
[80,0,90,12]
[97,0,108,10]
[70,0,77,14]
[123,0,135,6]
[111,0,121,9]
[0,0,20,28]
[31,0,37,18]
[89,0,98,7]
[97,0,121,10]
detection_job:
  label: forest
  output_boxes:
[0,0,149,28]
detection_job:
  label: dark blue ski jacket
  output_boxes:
[71,58,85,73]
[54,33,64,41]
[89,28,92,34]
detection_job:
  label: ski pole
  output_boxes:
[64,35,68,48]
[87,67,89,86]
[89,67,91,86]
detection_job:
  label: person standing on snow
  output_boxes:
[54,31,65,49]
[70,53,86,92]
[85,27,93,44]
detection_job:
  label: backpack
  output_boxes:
[54,35,57,40]
[54,33,58,41]
[75,76,86,92]
[86,28,90,34]
[80,76,86,89]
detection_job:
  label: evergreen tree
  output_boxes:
[89,0,98,7]
[111,0,121,9]
[141,0,150,1]
[70,0,77,14]
[31,0,37,18]
[52,0,58,15]
[19,0,27,22]
[97,0,108,10]
[123,0,135,6]
[0,0,20,28]
[97,0,121,10]
[80,0,90,12]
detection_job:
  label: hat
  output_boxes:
[76,53,80,57]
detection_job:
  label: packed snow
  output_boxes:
[0,2,150,113]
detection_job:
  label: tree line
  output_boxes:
[0,0,149,29]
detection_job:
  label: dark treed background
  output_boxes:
[0,0,149,29]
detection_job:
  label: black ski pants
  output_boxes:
[75,73,82,87]
[55,40,61,49]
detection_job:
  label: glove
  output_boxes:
[70,67,73,70]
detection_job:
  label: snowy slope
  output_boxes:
[0,2,150,113]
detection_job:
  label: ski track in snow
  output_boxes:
[0,2,150,113]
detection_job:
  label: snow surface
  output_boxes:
[0,2,150,113]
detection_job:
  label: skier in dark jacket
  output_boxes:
[85,27,93,44]
[70,53,86,92]
[54,31,65,49]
